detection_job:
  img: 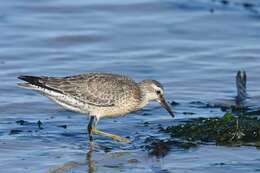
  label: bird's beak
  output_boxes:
[158,95,175,117]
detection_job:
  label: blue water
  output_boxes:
[1,0,260,172]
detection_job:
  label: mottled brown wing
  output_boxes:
[38,73,139,107]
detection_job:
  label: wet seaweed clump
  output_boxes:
[144,138,171,158]
[144,137,197,158]
[163,113,260,147]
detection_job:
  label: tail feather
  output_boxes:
[18,75,45,87]
[17,75,62,94]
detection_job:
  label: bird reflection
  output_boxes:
[86,142,96,173]
[46,143,96,173]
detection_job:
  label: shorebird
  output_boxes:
[235,70,248,105]
[17,72,174,143]
[208,70,248,140]
[209,70,248,109]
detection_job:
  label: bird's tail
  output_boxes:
[17,75,45,89]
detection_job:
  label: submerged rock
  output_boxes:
[163,114,260,147]
[16,120,30,125]
[57,125,67,129]
[144,137,197,158]
[9,129,23,135]
[37,120,43,129]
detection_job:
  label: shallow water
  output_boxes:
[1,0,260,172]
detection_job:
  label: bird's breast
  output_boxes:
[91,97,141,118]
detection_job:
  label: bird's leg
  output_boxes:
[231,116,244,140]
[93,129,130,143]
[91,116,130,143]
[88,116,95,141]
[235,117,244,139]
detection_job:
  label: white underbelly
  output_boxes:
[22,83,90,114]
[47,95,86,113]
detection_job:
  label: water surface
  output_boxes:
[1,0,260,172]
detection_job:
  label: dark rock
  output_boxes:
[142,113,151,116]
[145,139,171,158]
[144,137,197,158]
[144,122,150,126]
[243,3,254,9]
[9,129,23,135]
[37,120,43,129]
[189,101,208,108]
[58,125,67,129]
[16,120,30,125]
[221,0,229,5]
[183,112,195,115]
[171,101,179,106]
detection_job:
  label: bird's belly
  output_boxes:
[46,94,136,117]
[46,94,89,114]
[41,88,140,118]
[93,105,136,118]
[46,95,131,117]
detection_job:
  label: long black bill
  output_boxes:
[159,96,175,117]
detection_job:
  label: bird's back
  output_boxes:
[18,73,142,117]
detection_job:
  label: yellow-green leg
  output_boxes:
[93,128,130,143]
[88,116,130,143]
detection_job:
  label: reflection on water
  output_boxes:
[46,143,95,173]
[46,161,82,173]
[46,140,260,173]
[87,143,96,173]
[46,142,165,173]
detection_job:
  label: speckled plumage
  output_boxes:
[18,73,146,118]
[18,72,174,142]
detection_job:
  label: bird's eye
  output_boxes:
[156,90,161,95]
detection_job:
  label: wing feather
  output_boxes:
[38,73,137,107]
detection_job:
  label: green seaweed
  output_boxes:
[223,112,235,121]
[163,114,260,146]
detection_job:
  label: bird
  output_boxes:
[207,70,249,140]
[208,70,248,109]
[17,72,174,143]
[235,70,248,105]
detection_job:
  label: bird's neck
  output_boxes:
[137,97,149,110]
[137,84,150,109]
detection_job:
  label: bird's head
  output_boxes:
[139,79,174,117]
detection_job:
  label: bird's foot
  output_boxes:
[93,129,131,143]
[230,118,245,141]
[230,130,245,141]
